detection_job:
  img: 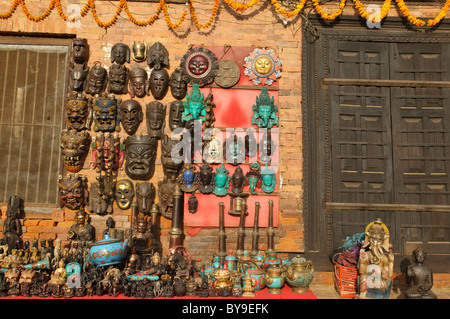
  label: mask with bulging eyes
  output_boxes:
[115,179,134,210]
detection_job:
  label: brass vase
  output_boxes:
[213,269,233,292]
[285,255,314,293]
[265,264,285,294]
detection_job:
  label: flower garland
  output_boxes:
[271,0,307,18]
[162,0,188,29]
[222,0,260,12]
[123,0,162,27]
[312,0,346,21]
[353,0,391,23]
[0,0,450,30]
[396,0,450,27]
[188,0,220,30]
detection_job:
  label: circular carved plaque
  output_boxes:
[180,47,219,87]
[214,60,241,88]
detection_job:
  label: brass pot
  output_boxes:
[213,269,233,291]
[285,255,314,293]
[265,264,285,294]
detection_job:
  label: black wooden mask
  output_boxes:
[129,67,149,98]
[118,99,143,135]
[111,43,130,65]
[69,62,89,92]
[125,134,158,180]
[135,182,156,214]
[146,101,166,140]
[72,38,90,64]
[169,68,187,100]
[149,68,169,100]
[147,41,169,71]
[85,64,108,96]
[108,64,130,95]
[168,100,185,132]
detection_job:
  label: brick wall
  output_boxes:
[0,1,447,264]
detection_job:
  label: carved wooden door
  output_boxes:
[327,40,450,255]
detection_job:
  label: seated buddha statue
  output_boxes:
[404,247,437,299]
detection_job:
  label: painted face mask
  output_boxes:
[92,93,121,133]
[124,134,158,180]
[58,173,89,210]
[60,129,91,173]
[118,99,143,135]
[65,91,92,131]
[115,179,134,210]
[91,132,125,175]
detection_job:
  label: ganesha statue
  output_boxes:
[357,219,394,299]
[251,87,278,129]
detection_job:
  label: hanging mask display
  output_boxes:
[146,101,166,140]
[149,68,169,100]
[182,84,207,123]
[87,174,115,215]
[244,48,282,86]
[135,182,156,215]
[180,47,219,87]
[65,91,92,131]
[213,164,230,197]
[161,134,184,182]
[124,134,158,180]
[69,62,89,92]
[110,42,130,65]
[147,41,169,71]
[131,41,147,63]
[129,67,149,98]
[92,93,121,132]
[58,173,89,210]
[85,63,108,96]
[118,99,143,136]
[72,38,90,64]
[168,100,185,132]
[91,132,125,175]
[215,60,241,88]
[251,87,279,129]
[169,68,187,100]
[60,129,91,173]
[114,179,134,210]
[197,163,215,194]
[180,163,198,193]
[108,64,130,95]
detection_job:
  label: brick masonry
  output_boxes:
[0,1,448,270]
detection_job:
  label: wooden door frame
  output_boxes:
[301,16,450,271]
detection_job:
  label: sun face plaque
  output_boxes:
[244,48,282,86]
[180,47,219,87]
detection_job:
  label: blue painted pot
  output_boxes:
[89,234,129,267]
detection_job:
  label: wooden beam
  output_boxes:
[323,77,450,88]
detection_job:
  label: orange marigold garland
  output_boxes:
[162,0,188,29]
[188,0,220,30]
[396,0,450,27]
[0,0,21,19]
[123,0,162,26]
[271,0,307,18]
[90,0,123,29]
[353,0,391,23]
[223,0,260,12]
[312,0,346,21]
[20,0,56,22]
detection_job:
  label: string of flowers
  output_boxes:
[123,0,163,27]
[1,0,450,30]
[222,0,260,12]
[396,0,450,27]
[312,0,346,21]
[353,0,391,23]
[20,0,55,22]
[271,0,307,18]
[0,0,20,19]
[162,0,188,29]
[188,0,220,30]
